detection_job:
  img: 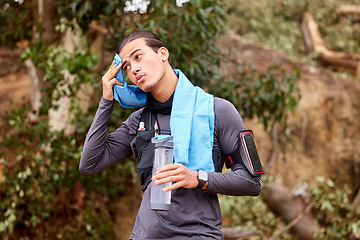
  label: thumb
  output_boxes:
[115,79,123,86]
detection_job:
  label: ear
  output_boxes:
[158,47,169,62]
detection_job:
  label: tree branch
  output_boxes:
[269,203,314,240]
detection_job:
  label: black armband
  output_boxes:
[225,130,265,176]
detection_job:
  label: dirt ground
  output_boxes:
[1,38,360,238]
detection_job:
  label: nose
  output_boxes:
[132,64,141,75]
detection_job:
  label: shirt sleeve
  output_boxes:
[206,97,262,196]
[79,97,139,174]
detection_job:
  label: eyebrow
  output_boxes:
[122,49,141,66]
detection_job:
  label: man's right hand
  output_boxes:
[102,60,123,101]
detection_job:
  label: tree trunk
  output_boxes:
[222,227,257,240]
[353,190,360,208]
[24,59,42,115]
[42,0,57,45]
[264,182,319,240]
[89,20,107,72]
[337,5,360,16]
[25,0,57,114]
[301,12,327,54]
[0,162,3,192]
[301,12,360,77]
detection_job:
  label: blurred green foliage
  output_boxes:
[0,0,33,47]
[220,177,294,239]
[210,63,300,130]
[1,103,129,239]
[308,177,360,239]
[225,0,360,59]
[220,176,360,239]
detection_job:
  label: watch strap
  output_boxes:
[196,179,206,189]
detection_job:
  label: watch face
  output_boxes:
[198,170,208,182]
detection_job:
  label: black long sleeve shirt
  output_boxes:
[80,96,262,239]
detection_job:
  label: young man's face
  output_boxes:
[119,38,167,93]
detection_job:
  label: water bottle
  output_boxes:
[150,135,173,211]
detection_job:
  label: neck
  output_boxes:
[151,66,178,103]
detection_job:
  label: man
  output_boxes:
[80,30,262,239]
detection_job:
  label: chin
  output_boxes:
[142,82,158,93]
[140,85,153,93]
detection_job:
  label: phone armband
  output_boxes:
[225,130,265,176]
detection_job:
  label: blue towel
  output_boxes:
[113,54,147,108]
[113,56,215,171]
[171,69,215,172]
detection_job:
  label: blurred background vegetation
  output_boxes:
[226,0,360,59]
[0,0,359,239]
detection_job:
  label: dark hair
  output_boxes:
[116,30,172,67]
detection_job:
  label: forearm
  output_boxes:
[79,97,131,174]
[206,164,262,196]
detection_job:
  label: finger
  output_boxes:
[108,60,121,71]
[163,181,184,192]
[156,163,182,174]
[103,64,121,82]
[154,167,183,181]
[114,79,123,86]
[109,63,122,76]
[114,62,122,68]
[153,168,183,182]
[104,78,120,88]
[154,174,182,185]
[110,78,122,86]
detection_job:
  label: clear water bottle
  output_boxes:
[150,135,173,211]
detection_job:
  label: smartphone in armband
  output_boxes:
[239,130,265,176]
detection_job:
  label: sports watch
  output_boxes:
[196,170,208,189]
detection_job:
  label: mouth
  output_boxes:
[136,74,145,84]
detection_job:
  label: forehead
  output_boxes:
[119,38,150,60]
